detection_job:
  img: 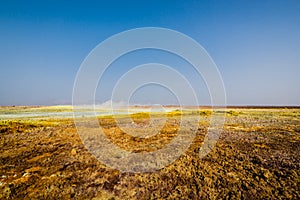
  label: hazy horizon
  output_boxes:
[1,1,299,106]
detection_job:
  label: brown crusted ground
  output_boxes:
[0,108,300,199]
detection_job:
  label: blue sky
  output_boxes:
[0,0,299,106]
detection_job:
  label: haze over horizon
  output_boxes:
[1,0,299,106]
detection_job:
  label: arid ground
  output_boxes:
[0,106,299,199]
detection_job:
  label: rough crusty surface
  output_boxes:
[0,108,299,199]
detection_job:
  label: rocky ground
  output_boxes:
[0,108,299,199]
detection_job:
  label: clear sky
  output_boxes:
[0,0,299,106]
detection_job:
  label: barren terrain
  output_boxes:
[0,106,299,199]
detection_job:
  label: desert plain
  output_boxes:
[0,106,299,199]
